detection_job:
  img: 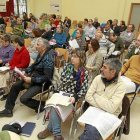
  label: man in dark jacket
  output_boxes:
[0,38,54,117]
[64,16,71,28]
[92,17,100,29]
[111,19,120,36]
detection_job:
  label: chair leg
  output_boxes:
[68,102,78,140]
[43,107,47,125]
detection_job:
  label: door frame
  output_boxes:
[128,3,140,27]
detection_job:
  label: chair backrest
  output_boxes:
[27,22,31,28]
[38,23,41,28]
[5,27,13,33]
[72,20,77,25]
[79,21,83,25]
[55,48,69,62]
[69,29,75,36]
[24,38,31,48]
[7,22,11,27]
[136,31,140,38]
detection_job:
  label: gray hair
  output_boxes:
[114,19,118,24]
[105,23,110,27]
[45,24,51,31]
[104,58,122,76]
[38,37,50,50]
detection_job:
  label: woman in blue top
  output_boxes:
[71,23,85,38]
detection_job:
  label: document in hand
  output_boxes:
[69,39,79,48]
[0,66,10,72]
[112,51,120,55]
[14,67,26,78]
[45,93,74,122]
[49,41,57,45]
[78,107,122,140]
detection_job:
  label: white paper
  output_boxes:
[25,30,32,33]
[121,76,136,94]
[49,41,57,45]
[86,37,90,41]
[78,107,122,140]
[14,67,26,78]
[112,51,119,55]
[0,66,10,72]
[69,39,79,48]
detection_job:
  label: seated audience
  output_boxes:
[50,24,66,48]
[41,24,52,41]
[37,50,88,140]
[103,23,113,38]
[84,19,96,39]
[71,23,85,38]
[9,12,15,21]
[92,17,100,29]
[0,14,5,33]
[53,14,56,20]
[128,39,136,53]
[120,24,135,49]
[22,12,28,21]
[124,36,140,63]
[11,16,17,28]
[109,33,124,58]
[64,16,71,28]
[69,29,86,51]
[96,26,103,33]
[58,21,70,41]
[52,16,60,28]
[110,19,120,36]
[7,18,24,41]
[83,18,88,29]
[0,14,5,25]
[86,39,103,86]
[28,28,42,59]
[0,35,15,67]
[120,49,140,93]
[119,20,127,34]
[0,38,54,116]
[28,13,34,22]
[0,37,30,101]
[107,19,112,26]
[40,15,50,32]
[49,14,54,26]
[95,32,115,58]
[79,58,125,140]
[25,17,38,37]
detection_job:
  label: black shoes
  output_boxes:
[0,88,5,96]
[0,94,8,101]
[0,108,13,117]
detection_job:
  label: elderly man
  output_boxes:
[84,19,96,39]
[120,24,135,49]
[79,58,126,140]
[7,18,24,40]
[103,23,113,38]
[92,17,100,29]
[0,38,54,117]
[95,32,115,58]
[109,33,124,58]
[64,16,71,28]
[124,36,140,63]
[111,19,120,36]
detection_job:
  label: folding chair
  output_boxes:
[78,21,83,25]
[71,20,77,29]
[5,27,13,33]
[69,29,75,36]
[24,38,31,48]
[27,22,31,28]
[7,22,11,27]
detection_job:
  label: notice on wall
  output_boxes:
[50,1,60,13]
[0,0,6,12]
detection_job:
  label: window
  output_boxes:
[14,0,27,18]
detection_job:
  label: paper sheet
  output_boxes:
[0,66,10,72]
[69,39,79,48]
[14,67,26,78]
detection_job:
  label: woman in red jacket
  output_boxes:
[0,37,30,101]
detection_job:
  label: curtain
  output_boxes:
[0,0,14,17]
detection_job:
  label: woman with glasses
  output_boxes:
[86,39,103,86]
[69,28,86,51]
[37,49,88,140]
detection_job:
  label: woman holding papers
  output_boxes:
[37,50,88,140]
[69,29,86,51]
[86,39,103,85]
[0,37,30,101]
[28,28,42,59]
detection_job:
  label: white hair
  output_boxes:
[45,24,51,31]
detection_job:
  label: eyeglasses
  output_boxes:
[71,55,79,58]
[76,32,80,34]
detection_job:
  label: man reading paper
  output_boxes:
[79,58,126,140]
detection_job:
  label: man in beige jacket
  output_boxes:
[80,58,126,140]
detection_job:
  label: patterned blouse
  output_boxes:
[58,63,89,101]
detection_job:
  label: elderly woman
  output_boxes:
[71,23,85,38]
[41,24,52,41]
[0,37,30,101]
[37,49,88,140]
[0,35,15,67]
[86,39,103,85]
[120,24,135,49]
[69,28,86,51]
[50,24,66,48]
[28,28,42,59]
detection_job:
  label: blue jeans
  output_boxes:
[47,107,62,136]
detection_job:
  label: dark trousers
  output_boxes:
[5,80,48,111]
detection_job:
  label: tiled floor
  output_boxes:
[0,96,140,140]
